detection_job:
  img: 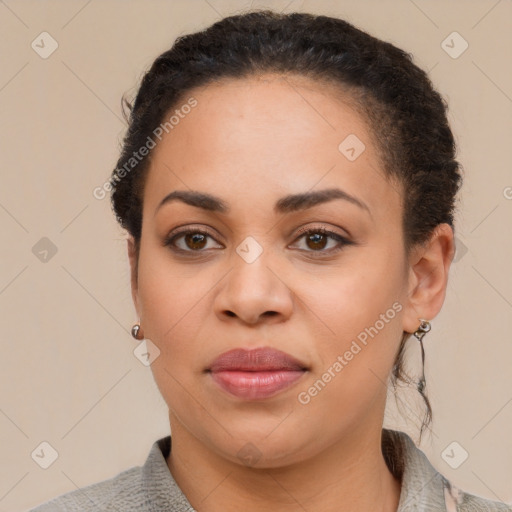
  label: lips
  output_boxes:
[207,347,308,400]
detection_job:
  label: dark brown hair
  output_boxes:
[110,10,462,442]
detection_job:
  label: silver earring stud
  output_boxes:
[413,319,431,342]
[131,323,144,340]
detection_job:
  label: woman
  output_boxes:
[30,9,511,512]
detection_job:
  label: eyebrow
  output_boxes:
[154,188,371,217]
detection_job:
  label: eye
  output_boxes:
[163,225,353,256]
[163,228,223,253]
[291,227,353,255]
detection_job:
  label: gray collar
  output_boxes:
[382,428,448,510]
[141,429,448,511]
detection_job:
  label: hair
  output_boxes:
[110,10,462,443]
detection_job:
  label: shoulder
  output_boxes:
[444,479,512,512]
[27,435,191,512]
[27,464,144,512]
[382,428,512,512]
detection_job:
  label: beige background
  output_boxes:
[0,0,511,510]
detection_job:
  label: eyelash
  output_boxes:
[291,227,352,258]
[163,225,353,257]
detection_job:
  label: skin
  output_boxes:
[127,73,455,512]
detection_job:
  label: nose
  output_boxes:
[214,250,294,325]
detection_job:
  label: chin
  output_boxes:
[209,426,315,469]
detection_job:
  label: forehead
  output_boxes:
[143,73,401,223]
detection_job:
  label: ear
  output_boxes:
[127,236,140,317]
[402,223,455,334]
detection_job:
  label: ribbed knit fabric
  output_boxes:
[28,428,511,511]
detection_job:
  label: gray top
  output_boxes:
[28,428,511,511]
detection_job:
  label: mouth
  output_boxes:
[206,347,308,400]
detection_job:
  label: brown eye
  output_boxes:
[305,232,328,251]
[292,227,353,256]
[163,228,223,253]
[184,232,208,250]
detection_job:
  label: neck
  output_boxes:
[166,419,402,512]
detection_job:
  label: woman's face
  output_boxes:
[130,74,427,467]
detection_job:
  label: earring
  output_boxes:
[131,322,144,340]
[413,319,431,394]
[413,319,431,342]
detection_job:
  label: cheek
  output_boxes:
[302,252,403,331]
[136,248,211,338]
[139,271,209,414]
[298,253,405,382]
[294,286,403,431]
